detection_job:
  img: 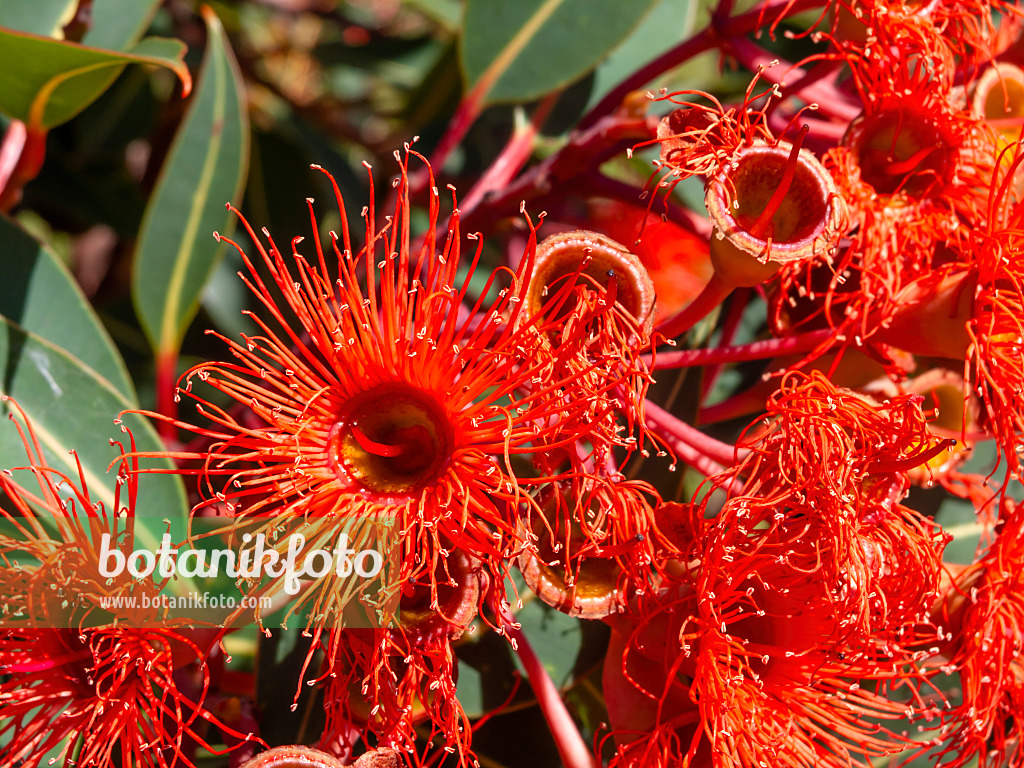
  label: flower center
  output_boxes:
[847,108,955,198]
[328,385,452,495]
[728,140,828,245]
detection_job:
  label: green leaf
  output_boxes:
[0,215,135,398]
[406,0,461,32]
[514,596,609,688]
[585,0,696,112]
[0,0,77,38]
[133,7,249,356]
[456,574,609,718]
[81,0,163,51]
[460,0,661,105]
[0,326,187,523]
[0,27,190,130]
[0,217,187,524]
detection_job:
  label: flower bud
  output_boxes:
[398,549,484,645]
[517,485,631,619]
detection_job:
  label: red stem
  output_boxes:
[459,93,559,214]
[646,327,834,369]
[0,121,46,212]
[0,121,27,200]
[414,79,490,191]
[645,400,741,468]
[665,431,730,479]
[764,59,846,120]
[579,28,717,130]
[727,38,862,123]
[578,0,824,130]
[573,171,712,238]
[655,272,732,340]
[700,288,750,397]
[155,349,179,442]
[460,114,654,230]
[501,608,595,768]
[699,382,774,424]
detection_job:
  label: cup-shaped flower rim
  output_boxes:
[972,62,1024,140]
[842,106,958,200]
[704,140,844,286]
[239,746,346,768]
[524,229,656,339]
[516,488,627,619]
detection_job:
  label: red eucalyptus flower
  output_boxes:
[603,373,955,767]
[0,400,249,767]
[604,549,938,768]
[128,150,651,613]
[936,499,1024,768]
[0,627,239,768]
[696,372,952,639]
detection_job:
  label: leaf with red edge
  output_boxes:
[0,27,191,131]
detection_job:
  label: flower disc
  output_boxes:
[329,384,453,496]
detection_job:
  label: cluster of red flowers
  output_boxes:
[2,0,1023,767]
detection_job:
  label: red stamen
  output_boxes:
[592,532,645,557]
[748,124,809,240]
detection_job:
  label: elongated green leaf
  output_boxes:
[82,0,162,51]
[0,219,186,523]
[460,0,661,105]
[0,27,190,130]
[0,215,135,397]
[585,0,696,112]
[133,7,249,356]
[0,0,76,38]
[0,321,187,520]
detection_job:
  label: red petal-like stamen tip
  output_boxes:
[349,423,424,459]
[866,438,957,474]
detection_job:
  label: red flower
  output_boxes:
[699,372,952,639]
[0,400,250,767]
[129,150,650,609]
[0,627,238,768]
[604,567,937,768]
[938,499,1024,768]
[602,372,957,766]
